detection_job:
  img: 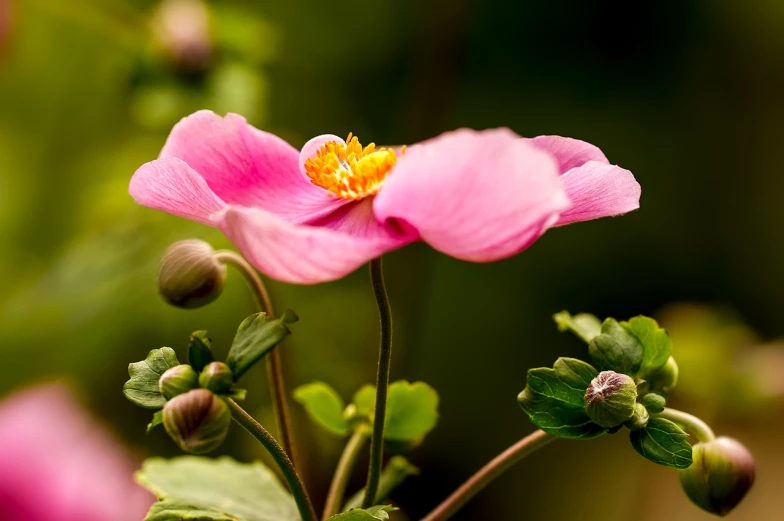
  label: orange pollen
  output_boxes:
[304,133,405,200]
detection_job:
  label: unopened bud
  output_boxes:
[162,389,231,454]
[584,371,637,428]
[646,356,679,392]
[641,393,666,413]
[199,361,234,394]
[158,240,226,309]
[624,403,649,430]
[153,0,212,71]
[679,437,755,517]
[159,364,199,399]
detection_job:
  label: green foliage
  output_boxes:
[124,348,180,409]
[226,310,298,379]
[136,456,299,521]
[588,319,644,376]
[293,382,349,437]
[188,331,215,373]
[518,358,606,439]
[147,410,164,434]
[350,381,439,442]
[326,506,396,521]
[621,316,672,376]
[553,311,602,343]
[629,418,693,469]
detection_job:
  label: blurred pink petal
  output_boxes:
[0,384,153,521]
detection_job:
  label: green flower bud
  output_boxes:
[641,393,666,413]
[679,437,755,517]
[584,371,638,428]
[646,356,679,392]
[624,403,649,430]
[158,240,226,309]
[162,389,231,454]
[198,361,234,394]
[159,364,199,399]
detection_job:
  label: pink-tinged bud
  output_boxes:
[198,361,234,394]
[152,0,212,71]
[159,364,199,400]
[162,389,230,454]
[679,437,755,517]
[584,371,637,428]
[158,240,226,309]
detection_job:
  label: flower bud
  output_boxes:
[624,403,649,431]
[584,371,637,428]
[158,240,226,309]
[152,0,213,71]
[198,361,234,394]
[162,389,231,454]
[646,356,679,392]
[679,437,755,517]
[641,393,666,413]
[159,364,199,399]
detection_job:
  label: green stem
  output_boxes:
[344,456,420,511]
[420,430,554,521]
[323,427,371,519]
[227,399,317,521]
[362,257,393,508]
[654,407,716,443]
[216,251,298,466]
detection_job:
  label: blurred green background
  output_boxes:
[1,0,783,520]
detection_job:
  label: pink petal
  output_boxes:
[129,157,226,225]
[529,135,609,173]
[373,128,570,262]
[215,204,413,284]
[555,161,641,226]
[160,110,341,223]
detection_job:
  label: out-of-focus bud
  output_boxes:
[162,389,231,454]
[159,364,199,399]
[624,403,650,430]
[0,0,12,57]
[646,356,679,392]
[199,361,234,394]
[584,371,638,428]
[152,0,212,71]
[679,437,755,517]
[641,393,666,413]
[158,240,226,309]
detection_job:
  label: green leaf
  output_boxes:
[136,456,299,521]
[629,417,693,469]
[518,357,606,439]
[326,506,396,521]
[227,388,248,401]
[188,330,214,373]
[553,311,602,343]
[147,410,164,433]
[293,382,349,437]
[588,319,644,375]
[621,316,672,376]
[124,348,180,409]
[226,310,298,379]
[349,381,439,442]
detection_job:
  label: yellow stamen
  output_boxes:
[304,133,404,200]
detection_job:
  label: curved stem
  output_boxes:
[420,430,554,521]
[323,427,371,519]
[227,400,317,521]
[654,407,716,443]
[362,257,393,508]
[215,251,297,465]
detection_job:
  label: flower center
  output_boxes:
[304,133,404,200]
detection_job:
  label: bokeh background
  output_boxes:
[1,0,783,520]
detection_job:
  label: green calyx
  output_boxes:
[162,389,231,454]
[159,364,200,400]
[584,371,638,428]
[625,403,650,430]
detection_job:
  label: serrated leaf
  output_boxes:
[621,316,672,376]
[629,417,693,469]
[553,311,602,343]
[188,330,214,373]
[518,357,606,439]
[136,456,299,521]
[349,381,439,442]
[293,382,349,437]
[226,311,298,379]
[147,410,164,434]
[326,505,395,521]
[588,319,644,375]
[124,348,180,409]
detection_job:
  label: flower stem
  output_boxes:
[227,399,317,521]
[420,430,554,521]
[362,257,393,508]
[323,426,371,519]
[654,407,716,443]
[215,251,297,465]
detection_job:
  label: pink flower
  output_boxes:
[0,384,153,521]
[130,111,640,284]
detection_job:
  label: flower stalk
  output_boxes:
[323,426,371,519]
[362,257,394,508]
[654,407,716,443]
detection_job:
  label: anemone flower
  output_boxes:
[0,383,153,521]
[131,111,640,283]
